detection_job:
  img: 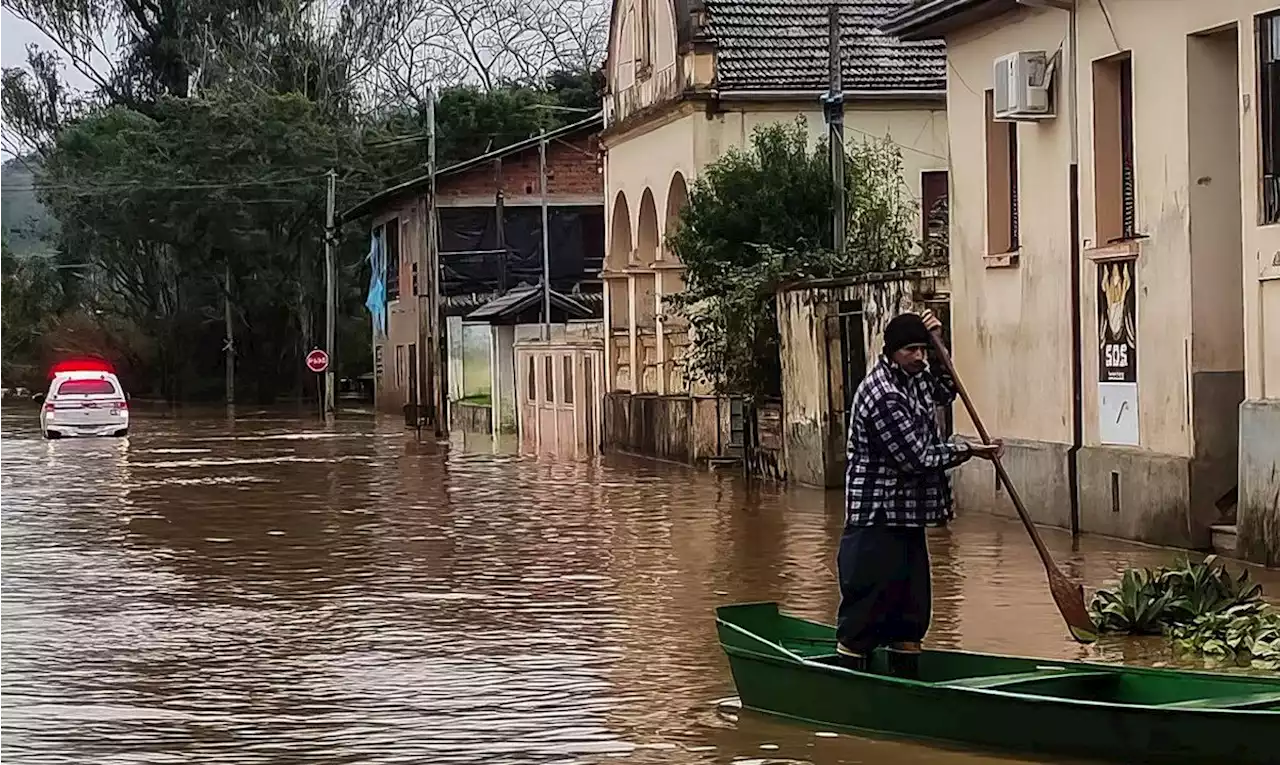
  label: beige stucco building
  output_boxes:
[601,0,951,463]
[885,0,1280,563]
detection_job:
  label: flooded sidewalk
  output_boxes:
[2,407,1277,764]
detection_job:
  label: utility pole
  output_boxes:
[539,128,551,340]
[426,87,445,438]
[416,90,434,437]
[822,3,846,255]
[224,262,234,415]
[494,157,507,292]
[323,167,337,420]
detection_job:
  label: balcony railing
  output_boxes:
[605,63,686,126]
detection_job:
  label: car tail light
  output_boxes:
[43,402,55,413]
[113,400,128,411]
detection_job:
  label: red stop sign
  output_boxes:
[306,348,329,373]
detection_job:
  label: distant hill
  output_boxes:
[2,155,59,257]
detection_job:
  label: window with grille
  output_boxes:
[921,170,949,262]
[562,355,575,404]
[1119,59,1136,237]
[1008,122,1020,250]
[1260,11,1280,224]
[1092,53,1137,242]
[544,356,554,404]
[984,91,1020,255]
[385,217,401,302]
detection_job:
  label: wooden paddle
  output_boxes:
[926,329,1098,644]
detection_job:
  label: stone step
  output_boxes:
[1210,524,1238,556]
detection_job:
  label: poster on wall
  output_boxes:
[1097,259,1139,445]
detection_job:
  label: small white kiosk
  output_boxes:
[513,336,604,459]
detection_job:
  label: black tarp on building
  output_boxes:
[437,205,604,297]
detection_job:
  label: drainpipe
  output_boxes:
[1065,1,1084,538]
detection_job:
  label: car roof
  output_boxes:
[49,371,124,392]
[52,370,121,381]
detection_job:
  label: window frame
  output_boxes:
[385,217,401,302]
[1259,11,1280,224]
[983,90,1020,256]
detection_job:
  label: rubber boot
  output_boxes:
[886,643,921,680]
[835,643,868,672]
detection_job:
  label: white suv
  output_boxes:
[40,371,130,439]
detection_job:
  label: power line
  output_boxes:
[840,126,949,163]
[0,173,330,194]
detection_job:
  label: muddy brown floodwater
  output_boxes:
[3,405,1278,765]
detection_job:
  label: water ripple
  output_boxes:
[3,405,1277,765]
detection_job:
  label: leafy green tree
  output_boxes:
[1,0,604,404]
[2,239,61,385]
[35,91,370,401]
[666,118,926,399]
[363,69,603,184]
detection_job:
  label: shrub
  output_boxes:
[1088,555,1277,670]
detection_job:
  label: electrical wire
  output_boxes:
[0,172,331,194]
[840,124,949,163]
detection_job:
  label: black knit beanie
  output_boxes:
[883,313,932,356]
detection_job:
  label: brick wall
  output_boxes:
[437,133,603,202]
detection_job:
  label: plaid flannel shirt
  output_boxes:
[844,354,973,528]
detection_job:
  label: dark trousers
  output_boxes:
[835,524,932,654]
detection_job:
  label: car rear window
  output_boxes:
[56,379,118,396]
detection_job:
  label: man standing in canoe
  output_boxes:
[836,309,1001,678]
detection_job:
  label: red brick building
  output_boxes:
[342,114,605,421]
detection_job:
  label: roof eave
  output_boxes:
[714,87,945,103]
[880,0,1020,41]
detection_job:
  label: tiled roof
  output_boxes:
[704,0,946,93]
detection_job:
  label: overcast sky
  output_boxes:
[3,8,105,159]
[3,8,103,87]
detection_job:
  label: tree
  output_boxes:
[34,90,370,401]
[666,118,925,399]
[0,0,607,403]
[2,238,61,384]
[362,70,603,184]
[367,0,606,106]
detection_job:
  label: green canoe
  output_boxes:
[716,602,1280,765]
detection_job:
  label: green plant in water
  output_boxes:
[1168,603,1280,670]
[1161,554,1263,621]
[1089,555,1265,634]
[1089,567,1184,635]
[1089,555,1277,670]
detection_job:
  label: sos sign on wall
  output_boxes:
[1097,260,1136,384]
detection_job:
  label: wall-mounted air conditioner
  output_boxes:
[993,50,1054,120]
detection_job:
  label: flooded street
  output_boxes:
[3,405,1278,765]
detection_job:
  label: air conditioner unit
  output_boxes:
[993,51,1053,120]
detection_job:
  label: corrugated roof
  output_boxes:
[705,0,946,93]
[462,283,595,322]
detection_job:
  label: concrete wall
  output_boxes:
[492,325,517,433]
[602,392,730,465]
[1239,399,1280,566]
[776,269,951,488]
[450,401,493,434]
[937,0,1278,550]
